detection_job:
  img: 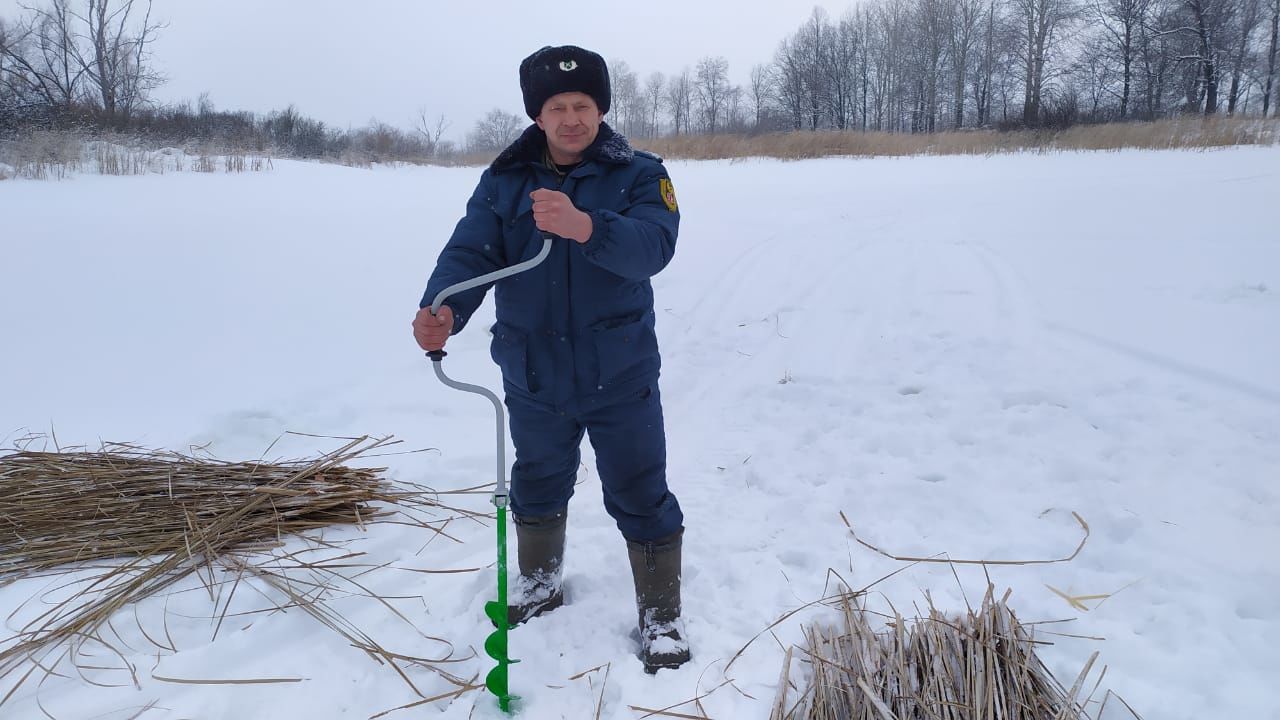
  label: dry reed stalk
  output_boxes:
[771,646,794,720]
[783,586,1112,720]
[628,680,730,719]
[0,434,475,713]
[841,511,1091,567]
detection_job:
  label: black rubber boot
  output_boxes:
[626,529,690,674]
[508,508,566,626]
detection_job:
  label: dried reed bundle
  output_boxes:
[1,439,396,581]
[776,587,1098,720]
[0,435,474,712]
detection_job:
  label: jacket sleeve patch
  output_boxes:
[659,178,678,213]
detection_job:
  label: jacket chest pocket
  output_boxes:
[505,195,534,237]
[510,192,534,226]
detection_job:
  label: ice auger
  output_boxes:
[425,238,553,714]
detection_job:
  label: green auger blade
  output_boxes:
[484,600,507,627]
[483,613,508,658]
[485,665,510,703]
[484,503,515,713]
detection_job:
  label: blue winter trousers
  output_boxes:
[505,382,683,542]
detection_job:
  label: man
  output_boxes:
[412,45,688,674]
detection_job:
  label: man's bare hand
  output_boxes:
[413,305,453,352]
[531,189,593,243]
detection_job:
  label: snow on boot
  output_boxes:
[627,529,690,674]
[507,508,566,626]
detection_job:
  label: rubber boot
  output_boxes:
[626,529,690,673]
[508,508,566,626]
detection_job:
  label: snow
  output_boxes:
[1,147,1278,719]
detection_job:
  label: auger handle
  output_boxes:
[426,238,553,503]
[429,238,553,315]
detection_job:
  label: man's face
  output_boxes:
[536,92,603,162]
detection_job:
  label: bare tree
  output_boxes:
[949,0,988,127]
[870,0,912,130]
[1225,0,1264,112]
[0,18,12,105]
[912,0,949,131]
[414,109,450,156]
[1171,0,1236,113]
[77,0,165,119]
[798,8,831,129]
[771,9,837,131]
[665,68,693,135]
[857,7,875,129]
[1073,34,1119,117]
[625,76,648,137]
[971,0,1004,125]
[694,55,731,133]
[1088,0,1152,117]
[725,85,747,130]
[1266,0,1279,115]
[773,36,810,128]
[642,71,664,137]
[748,63,773,129]
[0,0,164,120]
[466,108,523,153]
[610,59,639,135]
[1012,0,1078,124]
[824,10,861,129]
[1139,0,1176,116]
[0,0,85,112]
[0,18,10,112]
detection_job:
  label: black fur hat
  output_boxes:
[519,45,611,119]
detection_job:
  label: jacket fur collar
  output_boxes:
[490,122,634,172]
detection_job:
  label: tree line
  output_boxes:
[3,0,1277,160]
[442,0,1280,152]
[0,0,453,162]
[597,0,1278,140]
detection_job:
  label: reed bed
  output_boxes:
[774,587,1109,720]
[639,117,1279,162]
[0,435,479,714]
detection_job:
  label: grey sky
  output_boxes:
[1,0,851,142]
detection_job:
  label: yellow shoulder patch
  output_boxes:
[659,178,678,212]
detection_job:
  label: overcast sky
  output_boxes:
[1,0,852,141]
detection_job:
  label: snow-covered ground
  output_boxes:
[1,147,1277,719]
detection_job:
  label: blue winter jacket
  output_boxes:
[420,123,679,411]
